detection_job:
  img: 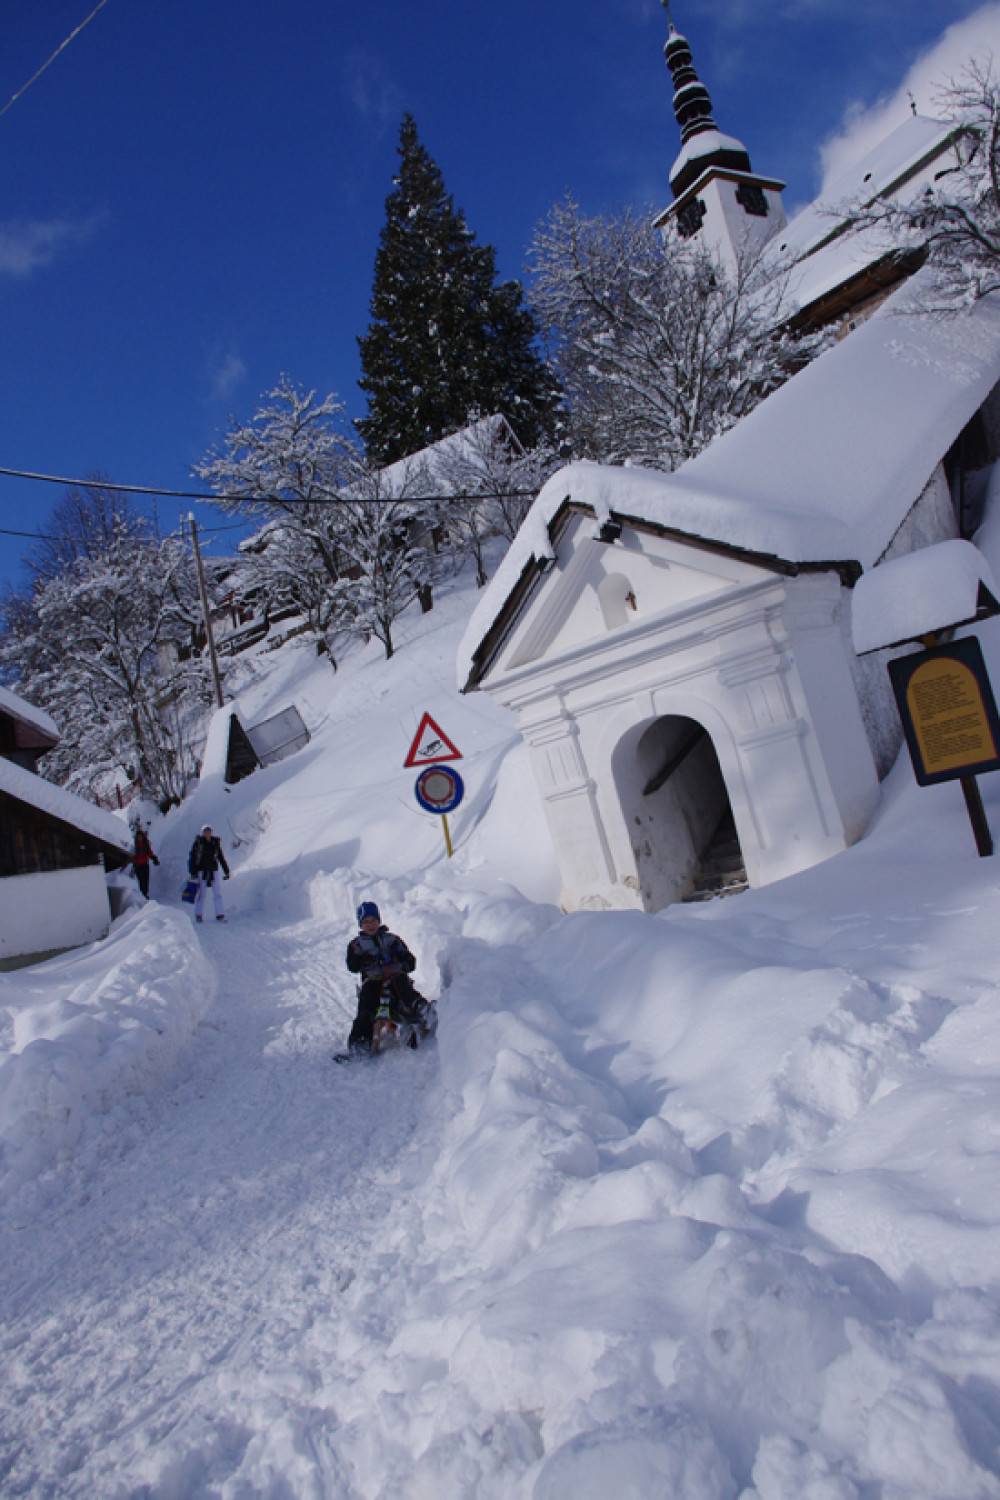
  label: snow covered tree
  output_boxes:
[197,377,448,660]
[840,63,1000,307]
[26,474,147,588]
[432,415,560,586]
[235,521,348,666]
[329,461,450,659]
[1,532,213,807]
[356,114,561,465]
[529,199,825,471]
[196,379,362,660]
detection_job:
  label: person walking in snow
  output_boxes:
[344,902,433,1054]
[188,824,230,923]
[130,824,160,900]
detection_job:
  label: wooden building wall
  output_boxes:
[0,792,127,879]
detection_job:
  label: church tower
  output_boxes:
[653,3,786,272]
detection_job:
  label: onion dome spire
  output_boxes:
[662,1,752,198]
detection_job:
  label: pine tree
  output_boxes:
[357,115,560,465]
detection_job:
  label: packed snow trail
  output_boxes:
[0,908,439,1496]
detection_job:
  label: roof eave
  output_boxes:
[462,499,861,693]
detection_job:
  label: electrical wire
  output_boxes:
[0,0,112,122]
[0,465,535,508]
[0,520,248,543]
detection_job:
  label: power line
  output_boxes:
[0,520,248,543]
[0,464,261,503]
[0,0,112,122]
[0,465,535,508]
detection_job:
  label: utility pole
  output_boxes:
[188,513,224,709]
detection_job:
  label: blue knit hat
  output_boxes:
[357,901,380,924]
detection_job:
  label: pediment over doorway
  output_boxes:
[503,511,768,674]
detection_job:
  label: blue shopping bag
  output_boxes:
[180,879,199,904]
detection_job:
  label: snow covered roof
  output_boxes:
[459,272,1000,689]
[378,415,521,495]
[0,756,132,855]
[0,685,59,746]
[851,539,1000,654]
[779,114,961,317]
[669,129,756,190]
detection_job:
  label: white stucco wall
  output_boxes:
[686,174,787,277]
[478,516,880,913]
[0,864,111,961]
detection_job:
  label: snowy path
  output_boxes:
[0,913,439,1496]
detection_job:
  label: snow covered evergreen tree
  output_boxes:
[529,199,826,471]
[356,115,561,465]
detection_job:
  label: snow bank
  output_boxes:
[10,539,1000,1495]
[324,805,1000,1497]
[0,902,214,1206]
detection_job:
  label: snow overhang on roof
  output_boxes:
[852,539,1000,654]
[458,272,1000,692]
[0,685,59,747]
[0,756,133,857]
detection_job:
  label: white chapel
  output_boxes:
[457,10,1000,915]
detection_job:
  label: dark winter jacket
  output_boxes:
[346,926,416,983]
[188,834,230,880]
[132,830,159,869]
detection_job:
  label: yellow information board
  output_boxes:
[889,637,1000,786]
[906,656,998,775]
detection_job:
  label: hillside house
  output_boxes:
[0,687,132,967]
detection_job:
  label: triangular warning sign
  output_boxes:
[404,712,462,768]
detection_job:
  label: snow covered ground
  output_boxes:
[5,550,1000,1496]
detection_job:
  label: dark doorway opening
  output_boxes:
[614,715,746,910]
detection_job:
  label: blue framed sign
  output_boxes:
[414,763,465,815]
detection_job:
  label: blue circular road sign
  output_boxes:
[414,763,465,815]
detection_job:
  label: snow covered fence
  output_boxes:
[0,903,215,1206]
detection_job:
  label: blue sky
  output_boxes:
[1,0,998,589]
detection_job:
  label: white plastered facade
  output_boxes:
[478,510,879,913]
[655,170,787,279]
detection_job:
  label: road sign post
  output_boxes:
[405,714,465,857]
[414,764,465,859]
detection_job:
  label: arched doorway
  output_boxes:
[612,715,743,911]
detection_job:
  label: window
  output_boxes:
[597,573,637,630]
[735,182,768,218]
[676,198,707,239]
